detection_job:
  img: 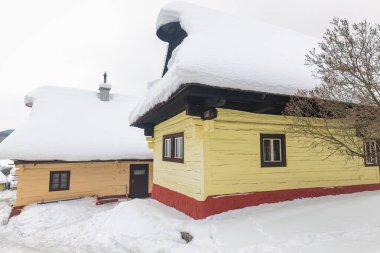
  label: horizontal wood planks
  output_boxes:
[151,108,379,202]
[15,161,153,206]
[203,109,379,197]
[153,112,205,200]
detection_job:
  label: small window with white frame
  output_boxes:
[163,132,184,163]
[364,140,379,166]
[260,134,286,167]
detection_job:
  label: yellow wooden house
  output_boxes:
[0,83,153,211]
[130,2,380,219]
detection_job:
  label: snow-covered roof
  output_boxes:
[130,2,319,123]
[0,86,152,161]
[0,171,7,184]
[0,160,13,168]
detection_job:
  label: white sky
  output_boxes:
[0,0,379,130]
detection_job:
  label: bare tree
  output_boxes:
[285,18,380,164]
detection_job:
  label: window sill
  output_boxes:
[49,188,70,192]
[364,163,379,167]
[261,162,287,168]
[163,158,184,163]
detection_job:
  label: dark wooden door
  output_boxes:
[129,164,149,198]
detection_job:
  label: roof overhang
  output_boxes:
[14,159,153,165]
[132,83,291,136]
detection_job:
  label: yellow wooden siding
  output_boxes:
[152,112,205,201]
[15,161,153,206]
[151,109,379,201]
[203,109,379,198]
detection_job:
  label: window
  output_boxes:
[164,138,172,158]
[133,169,146,175]
[163,132,184,163]
[49,171,70,191]
[260,134,286,167]
[174,136,183,159]
[364,140,379,166]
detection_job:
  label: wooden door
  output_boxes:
[129,164,149,198]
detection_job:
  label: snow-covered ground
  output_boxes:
[0,190,15,225]
[1,191,380,253]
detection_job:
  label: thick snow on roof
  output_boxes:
[0,160,12,168]
[0,86,152,161]
[130,2,319,123]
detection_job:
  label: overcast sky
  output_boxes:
[1,0,380,130]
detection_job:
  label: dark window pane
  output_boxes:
[369,142,374,163]
[263,139,271,161]
[51,183,59,190]
[50,172,70,191]
[365,142,370,163]
[365,142,372,164]
[60,173,68,180]
[273,139,281,161]
[60,172,69,189]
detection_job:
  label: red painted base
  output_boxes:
[8,206,24,222]
[151,183,380,219]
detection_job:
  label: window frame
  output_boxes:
[260,134,287,168]
[49,171,71,192]
[364,140,379,167]
[162,132,184,163]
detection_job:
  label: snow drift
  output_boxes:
[2,191,380,252]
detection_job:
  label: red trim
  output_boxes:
[152,183,380,219]
[8,205,24,222]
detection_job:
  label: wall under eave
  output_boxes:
[151,112,205,201]
[202,109,380,197]
[151,108,380,202]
